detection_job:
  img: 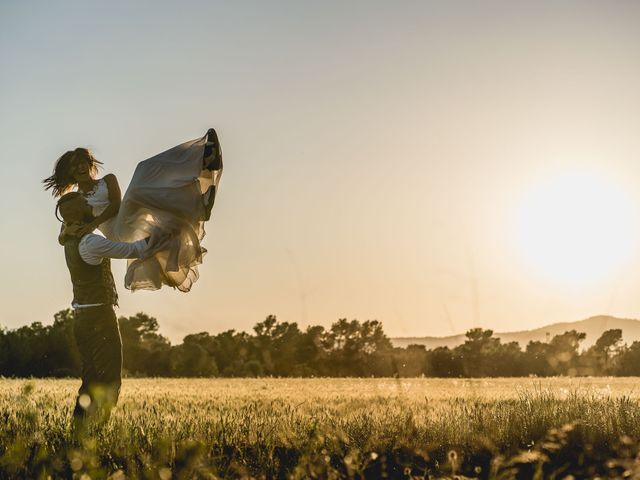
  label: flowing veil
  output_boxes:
[115,129,223,292]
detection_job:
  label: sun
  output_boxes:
[514,171,637,287]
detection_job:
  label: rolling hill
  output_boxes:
[391,315,640,350]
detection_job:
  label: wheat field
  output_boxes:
[3,377,640,478]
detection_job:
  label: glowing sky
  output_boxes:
[2,1,640,343]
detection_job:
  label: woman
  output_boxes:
[44,129,223,292]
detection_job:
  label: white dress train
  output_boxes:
[106,130,223,292]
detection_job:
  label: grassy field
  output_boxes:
[3,377,640,478]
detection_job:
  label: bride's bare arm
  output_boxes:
[79,174,122,234]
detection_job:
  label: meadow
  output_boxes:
[3,377,640,479]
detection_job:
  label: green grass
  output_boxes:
[2,378,640,478]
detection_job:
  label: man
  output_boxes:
[56,191,151,434]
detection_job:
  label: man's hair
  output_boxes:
[55,191,84,222]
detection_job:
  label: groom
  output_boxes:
[56,191,150,434]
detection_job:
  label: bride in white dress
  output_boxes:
[83,176,119,240]
[45,129,223,292]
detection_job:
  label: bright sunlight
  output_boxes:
[514,171,638,287]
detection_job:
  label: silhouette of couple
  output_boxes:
[44,129,223,434]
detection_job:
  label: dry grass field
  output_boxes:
[3,377,640,478]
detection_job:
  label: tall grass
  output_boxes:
[2,378,640,478]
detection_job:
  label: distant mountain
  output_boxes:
[391,315,640,350]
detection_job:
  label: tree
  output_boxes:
[427,347,463,377]
[118,313,171,376]
[253,315,305,375]
[457,328,501,377]
[324,319,392,376]
[0,310,80,377]
[389,344,429,377]
[547,330,586,376]
[170,334,218,377]
[5,310,631,379]
[525,341,553,376]
[48,309,82,376]
[613,341,640,376]
[295,325,327,376]
[208,330,256,376]
[582,329,623,375]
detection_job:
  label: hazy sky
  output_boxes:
[3,1,640,343]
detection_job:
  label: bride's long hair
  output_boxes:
[43,148,103,197]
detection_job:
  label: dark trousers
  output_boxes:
[72,305,122,432]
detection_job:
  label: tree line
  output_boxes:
[2,310,640,377]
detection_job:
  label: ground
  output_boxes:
[2,377,640,478]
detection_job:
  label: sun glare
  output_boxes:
[514,171,637,287]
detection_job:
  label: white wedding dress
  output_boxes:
[86,130,223,292]
[84,177,117,240]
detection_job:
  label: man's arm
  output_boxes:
[79,233,149,265]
